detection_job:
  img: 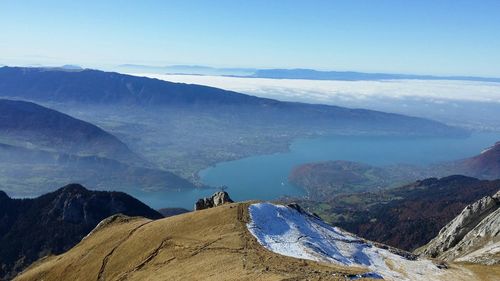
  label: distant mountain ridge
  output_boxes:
[0,184,163,280]
[0,66,465,138]
[0,66,468,197]
[249,68,500,82]
[0,66,265,106]
[118,64,256,76]
[117,64,500,82]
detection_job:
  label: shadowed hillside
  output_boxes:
[0,184,162,280]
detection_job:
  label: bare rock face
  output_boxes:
[195,191,233,210]
[416,190,500,264]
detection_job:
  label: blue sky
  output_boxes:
[1,0,500,76]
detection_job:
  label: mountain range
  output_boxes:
[117,64,500,83]
[249,68,500,82]
[0,66,467,187]
[0,67,464,137]
[117,64,256,76]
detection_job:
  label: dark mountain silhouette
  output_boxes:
[0,184,163,280]
[0,99,138,163]
[0,66,465,137]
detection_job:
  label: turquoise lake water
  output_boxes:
[133,132,500,209]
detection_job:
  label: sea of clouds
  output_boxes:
[132,73,500,131]
[135,73,500,103]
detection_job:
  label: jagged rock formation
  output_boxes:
[416,190,500,264]
[194,191,233,210]
[0,184,162,280]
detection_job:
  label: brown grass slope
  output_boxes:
[15,203,366,281]
[15,202,498,281]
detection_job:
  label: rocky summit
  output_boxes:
[194,191,234,210]
[416,190,500,264]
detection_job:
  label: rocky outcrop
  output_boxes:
[416,190,500,264]
[194,191,233,210]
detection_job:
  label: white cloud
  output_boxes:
[131,73,500,104]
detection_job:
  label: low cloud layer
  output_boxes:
[135,73,500,104]
[132,73,500,131]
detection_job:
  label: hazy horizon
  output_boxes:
[2,0,500,77]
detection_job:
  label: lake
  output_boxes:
[132,132,500,209]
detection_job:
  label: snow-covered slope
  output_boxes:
[247,202,445,281]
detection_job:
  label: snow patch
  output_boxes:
[247,202,445,281]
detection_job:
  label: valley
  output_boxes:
[198,133,500,208]
[3,2,500,280]
[0,99,196,196]
[0,67,469,200]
